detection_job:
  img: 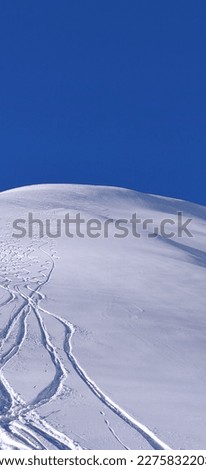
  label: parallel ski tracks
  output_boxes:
[0,241,171,450]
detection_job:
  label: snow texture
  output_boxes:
[0,184,206,450]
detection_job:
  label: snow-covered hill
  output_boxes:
[0,184,206,450]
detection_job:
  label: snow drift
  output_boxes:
[0,184,206,450]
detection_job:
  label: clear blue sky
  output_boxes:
[0,1,206,204]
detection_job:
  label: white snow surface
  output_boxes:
[0,183,206,450]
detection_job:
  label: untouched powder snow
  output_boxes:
[0,184,206,450]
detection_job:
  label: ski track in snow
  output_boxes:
[0,241,171,450]
[0,242,82,450]
[100,411,130,450]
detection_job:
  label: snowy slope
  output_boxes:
[0,184,206,450]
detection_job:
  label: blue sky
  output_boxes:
[0,1,206,204]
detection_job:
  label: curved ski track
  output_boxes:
[0,241,171,450]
